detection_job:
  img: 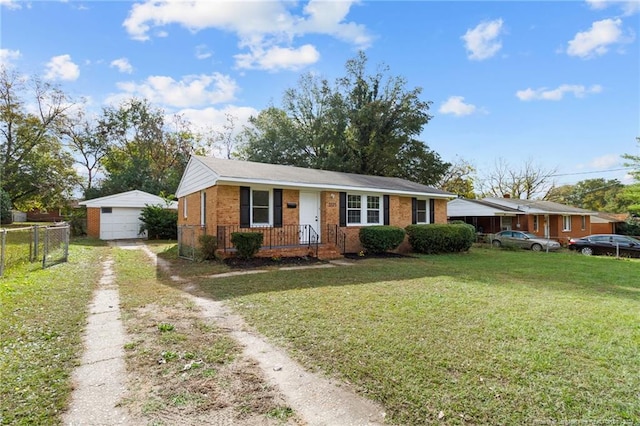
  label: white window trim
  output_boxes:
[346,193,383,226]
[200,191,206,226]
[562,215,571,231]
[250,187,273,227]
[415,198,430,224]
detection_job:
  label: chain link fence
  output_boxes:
[177,225,206,261]
[0,224,70,277]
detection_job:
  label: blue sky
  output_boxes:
[1,0,639,188]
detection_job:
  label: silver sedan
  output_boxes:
[491,231,561,251]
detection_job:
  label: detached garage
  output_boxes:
[80,190,178,240]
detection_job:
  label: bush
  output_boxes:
[139,204,178,239]
[405,223,475,254]
[1,189,12,225]
[359,226,406,254]
[198,234,218,260]
[230,232,263,259]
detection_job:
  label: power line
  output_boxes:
[551,167,633,178]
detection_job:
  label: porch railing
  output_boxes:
[217,224,319,256]
[325,224,346,254]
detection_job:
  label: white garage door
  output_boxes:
[100,207,147,240]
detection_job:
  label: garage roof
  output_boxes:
[79,190,178,209]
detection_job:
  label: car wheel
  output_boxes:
[581,247,593,256]
[492,240,501,248]
[531,243,543,252]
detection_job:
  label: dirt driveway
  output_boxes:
[64,241,385,425]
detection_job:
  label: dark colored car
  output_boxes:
[568,234,640,258]
[491,230,561,251]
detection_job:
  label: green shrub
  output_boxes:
[198,234,218,260]
[1,189,12,225]
[359,226,406,254]
[139,204,178,239]
[405,223,475,254]
[230,232,263,259]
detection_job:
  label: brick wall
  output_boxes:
[86,207,100,238]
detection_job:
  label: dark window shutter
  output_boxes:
[429,199,435,223]
[273,189,283,228]
[339,192,347,227]
[411,197,417,225]
[240,186,250,228]
[383,195,390,225]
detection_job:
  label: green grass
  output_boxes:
[0,241,109,425]
[192,248,640,425]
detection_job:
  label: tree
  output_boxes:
[90,98,199,198]
[620,137,640,214]
[238,52,449,185]
[545,178,625,211]
[0,67,79,208]
[478,158,557,199]
[438,157,476,198]
[0,188,11,224]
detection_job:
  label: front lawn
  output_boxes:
[192,248,639,425]
[0,239,108,425]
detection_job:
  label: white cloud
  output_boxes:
[588,154,620,169]
[461,19,504,61]
[195,44,212,60]
[0,0,21,10]
[439,96,478,116]
[178,105,258,133]
[110,57,133,74]
[586,0,640,16]
[235,44,320,71]
[516,84,603,101]
[108,73,238,108]
[566,18,631,58]
[0,48,21,67]
[122,0,371,70]
[44,54,80,81]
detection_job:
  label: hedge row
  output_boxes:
[405,223,475,254]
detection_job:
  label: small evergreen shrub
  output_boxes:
[359,226,406,254]
[139,204,178,239]
[198,235,218,260]
[406,223,475,254]
[230,232,263,259]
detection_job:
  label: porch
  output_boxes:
[216,224,346,260]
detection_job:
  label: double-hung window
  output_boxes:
[562,215,571,231]
[581,215,586,230]
[416,199,428,224]
[251,189,270,225]
[533,215,539,232]
[346,194,382,225]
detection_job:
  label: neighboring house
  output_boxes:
[448,196,597,243]
[79,190,177,240]
[590,212,628,234]
[175,156,455,258]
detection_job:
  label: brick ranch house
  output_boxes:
[176,156,455,258]
[448,196,597,244]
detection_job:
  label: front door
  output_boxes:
[299,192,321,243]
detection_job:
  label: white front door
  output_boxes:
[299,192,321,243]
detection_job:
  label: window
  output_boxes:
[200,191,206,226]
[183,198,187,219]
[416,200,428,223]
[533,215,539,232]
[562,215,571,231]
[581,215,586,230]
[346,194,382,225]
[101,207,112,214]
[252,189,270,225]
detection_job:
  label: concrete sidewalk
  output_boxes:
[62,257,129,426]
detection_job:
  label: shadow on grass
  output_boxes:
[154,246,640,303]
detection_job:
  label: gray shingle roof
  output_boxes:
[483,197,596,215]
[195,156,454,197]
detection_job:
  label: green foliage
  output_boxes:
[359,226,405,254]
[1,188,12,224]
[65,207,86,237]
[405,223,475,254]
[198,234,218,260]
[0,68,79,209]
[139,204,178,239]
[617,217,640,236]
[237,51,449,186]
[230,232,263,259]
[546,178,627,212]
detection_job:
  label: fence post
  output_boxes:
[0,229,6,277]
[33,225,40,261]
[63,225,70,262]
[42,227,49,268]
